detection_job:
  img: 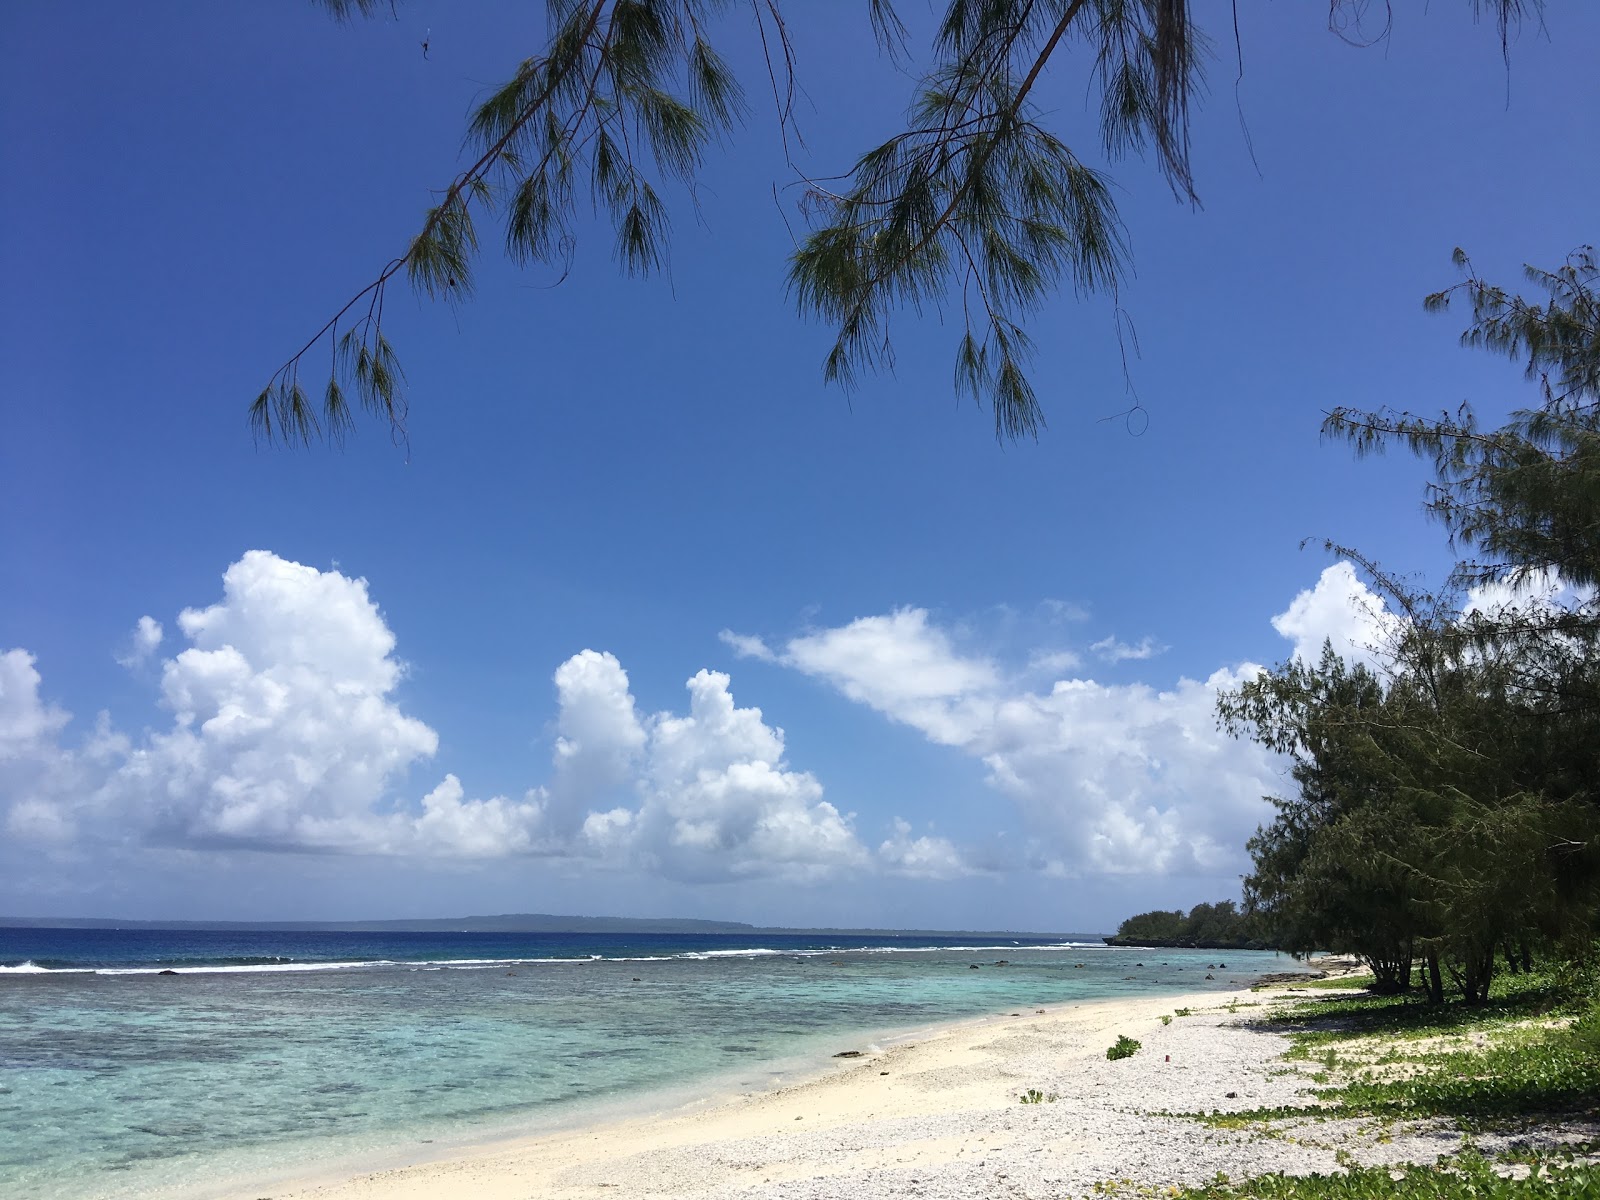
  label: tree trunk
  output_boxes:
[1425,950,1444,1005]
[1459,947,1496,1005]
[1364,953,1410,994]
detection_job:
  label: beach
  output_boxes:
[6,933,1317,1199]
[209,968,1460,1200]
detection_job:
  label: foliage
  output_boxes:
[1018,1087,1058,1103]
[1327,247,1600,591]
[1106,1033,1142,1060]
[262,1,1547,444]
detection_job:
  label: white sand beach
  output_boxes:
[207,969,1522,1200]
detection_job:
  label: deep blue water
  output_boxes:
[0,928,1302,1200]
[0,926,1087,974]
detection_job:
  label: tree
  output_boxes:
[254,0,1543,445]
[1221,248,1600,1003]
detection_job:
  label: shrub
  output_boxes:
[1106,1035,1142,1061]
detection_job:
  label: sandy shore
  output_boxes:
[214,972,1421,1200]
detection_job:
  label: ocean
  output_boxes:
[0,928,1300,1199]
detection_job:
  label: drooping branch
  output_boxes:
[264,1,1545,447]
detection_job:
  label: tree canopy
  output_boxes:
[255,0,1543,445]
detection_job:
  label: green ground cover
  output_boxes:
[1142,966,1600,1197]
[1226,966,1600,1125]
[1145,1154,1600,1198]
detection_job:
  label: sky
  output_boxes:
[1,2,1595,932]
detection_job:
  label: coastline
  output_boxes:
[201,967,1337,1200]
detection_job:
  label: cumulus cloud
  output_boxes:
[115,616,164,668]
[749,606,1280,876]
[741,562,1416,877]
[1463,568,1594,620]
[1090,635,1164,663]
[0,649,81,844]
[565,662,868,881]
[0,650,68,760]
[630,668,870,883]
[2,552,868,883]
[1270,562,1399,669]
[547,649,647,837]
[3,552,1403,887]
[877,818,973,879]
[100,551,443,853]
[783,608,1000,746]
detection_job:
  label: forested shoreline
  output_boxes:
[1108,901,1273,950]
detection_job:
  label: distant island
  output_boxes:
[0,912,1098,940]
[1103,900,1274,950]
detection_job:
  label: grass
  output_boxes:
[1266,968,1580,1045]
[1104,963,1600,1197]
[1136,1151,1600,1198]
[1197,965,1600,1128]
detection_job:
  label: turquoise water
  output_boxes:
[0,931,1297,1199]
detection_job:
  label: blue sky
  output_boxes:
[2,2,1594,931]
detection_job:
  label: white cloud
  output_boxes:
[1463,568,1594,620]
[784,608,1000,746]
[1026,649,1083,676]
[526,654,868,880]
[975,666,1274,875]
[408,775,547,858]
[1270,562,1399,668]
[547,649,646,837]
[1090,634,1164,663]
[0,650,80,845]
[766,608,1280,876]
[107,551,442,852]
[877,818,973,879]
[718,630,776,662]
[615,668,867,881]
[116,616,164,668]
[5,553,1407,891]
[752,561,1420,877]
[3,552,868,883]
[0,649,68,760]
